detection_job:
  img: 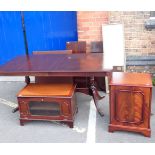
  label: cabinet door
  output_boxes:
[29,101,61,116]
[115,89,144,124]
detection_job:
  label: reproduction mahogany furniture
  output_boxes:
[32,50,73,84]
[90,41,103,53]
[17,83,77,128]
[66,41,88,93]
[0,53,112,116]
[66,41,86,54]
[109,72,152,137]
[33,50,72,55]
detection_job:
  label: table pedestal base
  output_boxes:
[12,76,105,117]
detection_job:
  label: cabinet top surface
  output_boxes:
[110,72,152,87]
[17,83,75,97]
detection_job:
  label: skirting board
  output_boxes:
[0,76,35,82]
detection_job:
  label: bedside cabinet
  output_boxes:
[109,72,152,137]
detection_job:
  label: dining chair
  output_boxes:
[90,41,106,91]
[32,50,72,55]
[66,41,90,93]
[66,41,86,53]
[90,41,103,53]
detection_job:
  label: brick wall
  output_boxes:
[77,11,155,74]
[109,11,155,56]
[108,11,155,74]
[77,11,108,52]
[77,11,155,55]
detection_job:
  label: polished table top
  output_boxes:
[0,53,112,77]
[0,53,111,115]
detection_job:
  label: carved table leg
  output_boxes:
[89,77,105,116]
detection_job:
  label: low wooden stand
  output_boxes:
[109,72,152,137]
[17,83,77,128]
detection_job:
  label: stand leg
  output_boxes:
[67,122,74,128]
[62,121,74,128]
[25,76,30,84]
[12,107,19,113]
[20,120,24,126]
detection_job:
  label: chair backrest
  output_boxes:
[112,66,124,72]
[66,41,86,53]
[32,50,72,55]
[90,41,103,53]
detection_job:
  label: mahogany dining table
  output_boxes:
[0,53,112,115]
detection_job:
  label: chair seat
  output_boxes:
[17,83,75,97]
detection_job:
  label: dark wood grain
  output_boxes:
[109,72,152,137]
[0,53,112,77]
[33,50,72,55]
[66,41,86,54]
[32,50,73,84]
